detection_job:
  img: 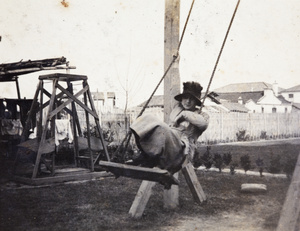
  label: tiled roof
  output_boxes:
[292,103,300,110]
[280,84,300,93]
[216,92,263,104]
[137,94,248,113]
[277,95,292,104]
[213,82,272,93]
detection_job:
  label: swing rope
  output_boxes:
[200,0,241,111]
[111,0,196,162]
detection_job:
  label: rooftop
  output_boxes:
[280,84,300,93]
[213,82,284,93]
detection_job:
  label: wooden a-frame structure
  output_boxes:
[14,73,111,184]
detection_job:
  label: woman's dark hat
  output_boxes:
[174,81,203,106]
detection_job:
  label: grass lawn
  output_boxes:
[0,138,299,231]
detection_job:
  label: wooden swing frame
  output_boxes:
[13,73,111,185]
[99,0,241,217]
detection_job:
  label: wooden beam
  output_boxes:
[47,85,95,119]
[0,66,76,75]
[12,170,111,186]
[32,79,58,178]
[85,82,110,162]
[15,78,21,99]
[129,180,157,218]
[55,83,98,118]
[181,162,206,203]
[276,153,300,231]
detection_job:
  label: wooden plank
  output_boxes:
[39,73,85,81]
[181,162,206,203]
[0,66,76,76]
[99,161,179,186]
[77,136,106,151]
[276,153,300,231]
[129,180,156,218]
[12,170,112,186]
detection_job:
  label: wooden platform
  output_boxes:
[11,167,112,186]
[99,161,179,187]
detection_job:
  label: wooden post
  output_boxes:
[15,77,21,99]
[32,79,58,178]
[276,153,300,231]
[163,172,179,209]
[164,0,181,209]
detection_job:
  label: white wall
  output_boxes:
[281,92,300,103]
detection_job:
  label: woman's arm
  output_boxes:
[174,110,209,130]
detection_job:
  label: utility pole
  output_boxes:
[164,0,180,209]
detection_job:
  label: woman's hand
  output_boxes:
[173,112,186,127]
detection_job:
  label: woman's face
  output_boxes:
[181,95,197,111]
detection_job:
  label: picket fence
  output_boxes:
[198,112,300,143]
[96,112,300,144]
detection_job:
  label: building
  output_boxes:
[91,91,116,114]
[280,85,300,103]
[214,82,293,113]
[134,93,249,116]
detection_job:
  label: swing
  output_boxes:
[99,0,241,188]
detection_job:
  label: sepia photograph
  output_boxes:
[0,0,299,230]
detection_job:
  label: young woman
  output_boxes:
[130,81,209,174]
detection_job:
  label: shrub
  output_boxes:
[223,152,232,166]
[192,148,202,168]
[201,146,213,170]
[236,129,250,141]
[240,154,251,173]
[268,154,282,174]
[260,131,267,140]
[282,155,298,179]
[213,153,224,173]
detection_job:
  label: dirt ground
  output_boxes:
[0,138,299,231]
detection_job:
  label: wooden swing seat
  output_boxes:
[98,161,179,187]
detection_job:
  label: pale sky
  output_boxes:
[1,0,299,108]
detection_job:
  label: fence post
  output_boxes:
[277,113,279,138]
[221,112,223,142]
